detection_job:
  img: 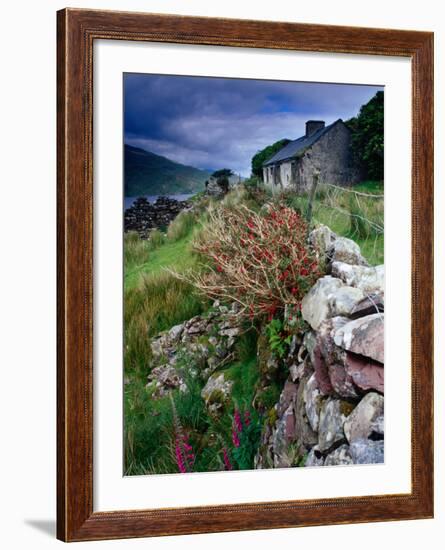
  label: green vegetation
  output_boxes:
[124,172,384,475]
[283,180,384,265]
[251,138,291,179]
[346,91,384,181]
[125,144,210,196]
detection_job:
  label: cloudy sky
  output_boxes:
[124,73,383,177]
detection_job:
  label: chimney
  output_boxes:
[306,120,325,137]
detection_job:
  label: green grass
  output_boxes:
[283,181,384,265]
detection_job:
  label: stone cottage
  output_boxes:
[262,119,359,192]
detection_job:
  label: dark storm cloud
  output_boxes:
[124,73,383,176]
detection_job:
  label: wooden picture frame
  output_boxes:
[57,8,434,542]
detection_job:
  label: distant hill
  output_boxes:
[125,144,210,196]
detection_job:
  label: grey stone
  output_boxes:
[305,446,325,467]
[328,285,366,317]
[201,373,233,414]
[301,276,344,330]
[370,415,384,436]
[324,444,354,466]
[318,398,354,452]
[219,327,240,338]
[308,224,337,258]
[272,404,298,468]
[327,237,369,267]
[304,373,324,432]
[146,365,186,398]
[331,262,384,294]
[168,323,184,342]
[294,376,318,448]
[334,313,384,363]
[344,392,384,443]
[303,330,318,359]
[350,438,384,464]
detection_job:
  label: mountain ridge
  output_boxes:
[125,144,210,196]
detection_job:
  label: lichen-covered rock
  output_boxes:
[328,285,366,317]
[331,262,384,294]
[334,313,384,363]
[201,373,233,415]
[344,392,384,443]
[345,352,384,393]
[312,343,334,396]
[318,398,354,452]
[327,237,369,267]
[312,317,349,396]
[146,365,187,398]
[294,376,318,449]
[272,404,298,468]
[324,444,353,466]
[327,362,360,398]
[301,276,344,330]
[308,224,337,259]
[349,438,384,464]
[304,373,324,432]
[305,446,325,467]
[168,323,184,342]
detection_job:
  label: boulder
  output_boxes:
[345,352,384,393]
[328,285,366,317]
[324,444,354,466]
[318,398,354,452]
[301,276,344,330]
[331,262,384,294]
[327,237,369,267]
[201,373,233,414]
[308,224,337,258]
[334,313,384,364]
[343,392,384,443]
[349,438,384,464]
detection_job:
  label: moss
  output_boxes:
[340,400,356,417]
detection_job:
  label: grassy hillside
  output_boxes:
[125,144,210,196]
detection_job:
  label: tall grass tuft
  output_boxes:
[167,210,196,242]
[124,271,207,374]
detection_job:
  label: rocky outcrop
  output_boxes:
[255,224,384,469]
[201,372,234,415]
[147,301,241,402]
[125,196,191,238]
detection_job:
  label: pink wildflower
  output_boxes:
[222,448,233,470]
[175,439,187,473]
[244,411,251,427]
[234,409,243,433]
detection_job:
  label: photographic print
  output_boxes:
[123,73,384,476]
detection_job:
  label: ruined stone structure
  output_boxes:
[262,119,359,192]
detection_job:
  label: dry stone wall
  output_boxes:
[255,225,384,468]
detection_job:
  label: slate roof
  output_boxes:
[263,119,343,166]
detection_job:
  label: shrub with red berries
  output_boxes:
[181,203,322,321]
